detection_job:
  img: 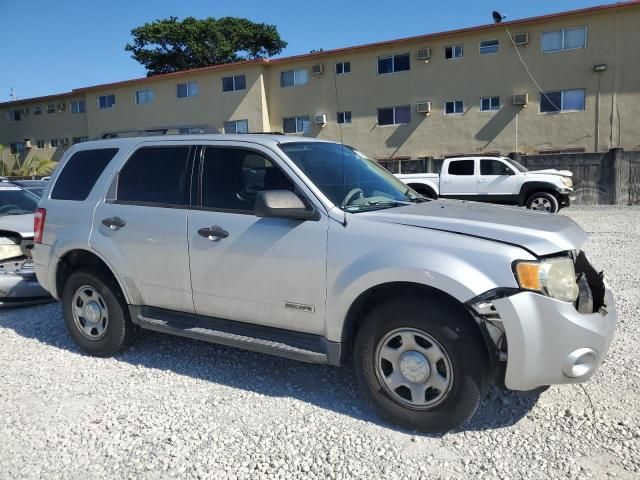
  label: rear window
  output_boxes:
[448,160,475,176]
[51,148,118,200]
[116,146,191,206]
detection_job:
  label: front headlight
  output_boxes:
[514,257,579,302]
[560,177,573,188]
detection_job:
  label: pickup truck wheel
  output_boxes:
[62,267,134,357]
[353,297,489,433]
[526,192,559,213]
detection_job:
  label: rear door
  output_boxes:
[90,144,196,313]
[478,158,519,196]
[187,143,328,334]
[439,159,477,196]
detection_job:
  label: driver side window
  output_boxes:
[480,159,514,176]
[201,147,296,212]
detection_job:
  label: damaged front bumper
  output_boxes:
[0,258,52,307]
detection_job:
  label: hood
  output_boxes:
[0,214,35,239]
[360,200,587,256]
[524,168,573,178]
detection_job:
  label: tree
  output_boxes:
[125,16,287,76]
[6,154,56,177]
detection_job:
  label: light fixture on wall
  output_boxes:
[593,64,607,72]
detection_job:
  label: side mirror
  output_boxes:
[255,190,319,221]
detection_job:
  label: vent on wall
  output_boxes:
[512,32,529,46]
[513,94,529,106]
[416,102,432,114]
[311,64,324,75]
[416,48,431,61]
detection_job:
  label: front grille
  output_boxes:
[574,251,605,312]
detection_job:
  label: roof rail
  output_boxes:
[97,124,219,139]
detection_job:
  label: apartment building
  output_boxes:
[1,1,639,167]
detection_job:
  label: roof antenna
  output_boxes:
[492,11,505,23]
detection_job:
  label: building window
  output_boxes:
[7,109,24,121]
[377,53,410,74]
[444,100,464,115]
[222,75,247,92]
[50,139,60,147]
[445,44,463,59]
[177,127,206,134]
[9,143,25,154]
[336,62,351,75]
[542,26,587,53]
[337,111,352,124]
[36,140,46,149]
[283,116,310,133]
[480,39,499,54]
[223,119,249,134]
[47,104,56,113]
[135,89,155,105]
[72,136,89,144]
[98,94,116,109]
[377,106,410,126]
[70,100,86,113]
[480,96,500,111]
[540,89,585,113]
[280,69,308,88]
[176,82,198,98]
[34,106,42,116]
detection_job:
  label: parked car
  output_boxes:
[33,136,615,432]
[396,156,574,213]
[10,179,47,197]
[0,184,51,307]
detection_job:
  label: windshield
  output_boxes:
[505,158,528,172]
[279,142,425,211]
[0,187,39,216]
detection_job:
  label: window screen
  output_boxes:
[51,148,119,201]
[201,148,295,212]
[448,160,475,176]
[117,146,191,206]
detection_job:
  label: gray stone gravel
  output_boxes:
[1,206,639,480]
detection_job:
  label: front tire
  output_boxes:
[353,296,489,433]
[62,267,134,356]
[526,191,559,213]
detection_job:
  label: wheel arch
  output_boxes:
[55,249,132,303]
[518,181,561,206]
[407,183,438,199]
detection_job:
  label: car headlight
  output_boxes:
[560,177,573,188]
[514,257,579,302]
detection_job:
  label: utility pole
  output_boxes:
[9,87,16,101]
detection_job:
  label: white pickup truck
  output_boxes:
[396,156,574,213]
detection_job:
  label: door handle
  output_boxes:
[102,216,126,230]
[478,179,488,183]
[198,225,229,240]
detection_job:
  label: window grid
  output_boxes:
[223,119,249,134]
[480,40,499,55]
[98,95,116,109]
[377,53,410,75]
[445,44,463,59]
[337,111,352,124]
[336,62,351,75]
[282,116,310,133]
[480,96,500,111]
[176,82,199,98]
[71,100,86,114]
[222,75,247,92]
[280,69,308,88]
[135,89,155,105]
[444,100,464,115]
[540,89,586,113]
[377,106,411,126]
[542,26,587,53]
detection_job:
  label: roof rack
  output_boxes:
[98,124,219,139]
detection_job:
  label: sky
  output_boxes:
[0,0,610,101]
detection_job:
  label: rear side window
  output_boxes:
[117,146,191,206]
[448,160,475,176]
[51,148,118,201]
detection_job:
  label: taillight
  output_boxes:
[34,208,46,244]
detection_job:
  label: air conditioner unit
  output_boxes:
[313,113,327,125]
[416,101,432,114]
[416,48,432,61]
[62,137,69,145]
[513,94,529,106]
[57,102,66,111]
[24,140,33,149]
[512,32,529,46]
[311,64,324,75]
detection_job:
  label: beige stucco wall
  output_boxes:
[1,4,639,164]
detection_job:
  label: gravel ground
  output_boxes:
[1,206,639,480]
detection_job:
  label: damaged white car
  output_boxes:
[0,184,51,307]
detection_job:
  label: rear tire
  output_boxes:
[62,267,134,356]
[526,191,559,213]
[353,296,489,433]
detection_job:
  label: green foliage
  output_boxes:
[7,155,56,177]
[125,16,287,76]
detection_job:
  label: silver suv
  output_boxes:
[33,135,616,432]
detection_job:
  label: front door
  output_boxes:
[477,158,519,197]
[91,144,195,313]
[187,144,328,335]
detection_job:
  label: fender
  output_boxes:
[518,181,564,206]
